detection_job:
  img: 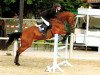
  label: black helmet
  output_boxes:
[53,3,61,8]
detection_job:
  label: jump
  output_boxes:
[5,11,75,66]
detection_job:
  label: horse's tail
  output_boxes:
[5,32,22,49]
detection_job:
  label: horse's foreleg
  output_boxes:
[61,34,69,44]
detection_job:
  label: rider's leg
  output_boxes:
[39,17,50,34]
[41,17,50,26]
[41,17,52,30]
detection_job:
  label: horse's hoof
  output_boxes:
[15,63,20,66]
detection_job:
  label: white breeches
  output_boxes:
[41,17,50,26]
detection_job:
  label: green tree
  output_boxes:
[0,0,86,18]
[60,0,86,14]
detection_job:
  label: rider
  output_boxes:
[40,3,62,35]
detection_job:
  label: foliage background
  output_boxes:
[0,0,86,18]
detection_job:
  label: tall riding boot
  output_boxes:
[47,24,52,30]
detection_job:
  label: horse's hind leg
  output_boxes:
[14,44,31,66]
[14,50,20,66]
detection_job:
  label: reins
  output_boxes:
[49,29,54,37]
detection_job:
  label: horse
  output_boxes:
[5,11,75,66]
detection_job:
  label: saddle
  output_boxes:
[38,23,52,36]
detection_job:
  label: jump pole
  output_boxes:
[46,34,72,72]
[69,33,74,58]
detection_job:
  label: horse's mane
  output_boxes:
[57,11,75,17]
[56,11,75,22]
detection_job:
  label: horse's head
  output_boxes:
[56,11,76,33]
[56,11,75,26]
[49,11,75,36]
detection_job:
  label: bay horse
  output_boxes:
[6,11,75,66]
